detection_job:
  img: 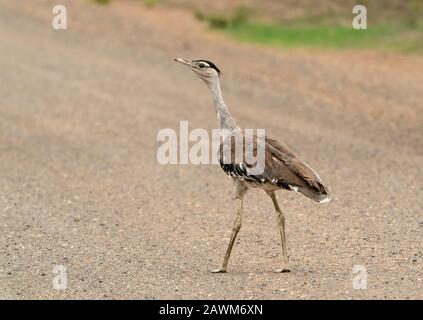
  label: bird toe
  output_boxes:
[211,268,227,273]
[274,268,291,273]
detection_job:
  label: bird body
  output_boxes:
[219,133,330,202]
[174,58,331,273]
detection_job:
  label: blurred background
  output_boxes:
[0,0,422,299]
[166,0,423,53]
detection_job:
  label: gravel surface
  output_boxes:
[0,0,422,299]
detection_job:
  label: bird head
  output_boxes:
[174,58,221,84]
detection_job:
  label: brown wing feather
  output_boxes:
[264,137,330,202]
[218,133,330,202]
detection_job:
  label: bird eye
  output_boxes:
[199,63,205,68]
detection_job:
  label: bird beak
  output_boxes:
[174,58,194,68]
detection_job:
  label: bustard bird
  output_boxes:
[174,58,331,273]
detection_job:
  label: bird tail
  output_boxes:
[297,182,331,203]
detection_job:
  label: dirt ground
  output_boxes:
[0,0,422,299]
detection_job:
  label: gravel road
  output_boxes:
[0,0,422,299]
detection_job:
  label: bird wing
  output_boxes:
[218,133,330,202]
[264,137,330,201]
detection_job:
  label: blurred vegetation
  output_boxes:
[92,0,111,5]
[194,3,423,54]
[90,0,423,53]
[225,22,423,53]
[143,0,158,7]
[91,0,158,7]
[407,0,422,27]
[194,7,250,29]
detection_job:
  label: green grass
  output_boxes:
[143,0,157,7]
[92,0,111,5]
[194,7,423,54]
[222,22,423,53]
[91,0,158,7]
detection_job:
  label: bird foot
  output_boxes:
[211,268,227,273]
[274,268,291,273]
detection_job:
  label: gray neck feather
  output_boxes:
[206,77,239,132]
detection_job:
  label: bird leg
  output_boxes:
[267,191,290,273]
[212,181,247,273]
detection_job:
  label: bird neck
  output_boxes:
[207,78,239,132]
